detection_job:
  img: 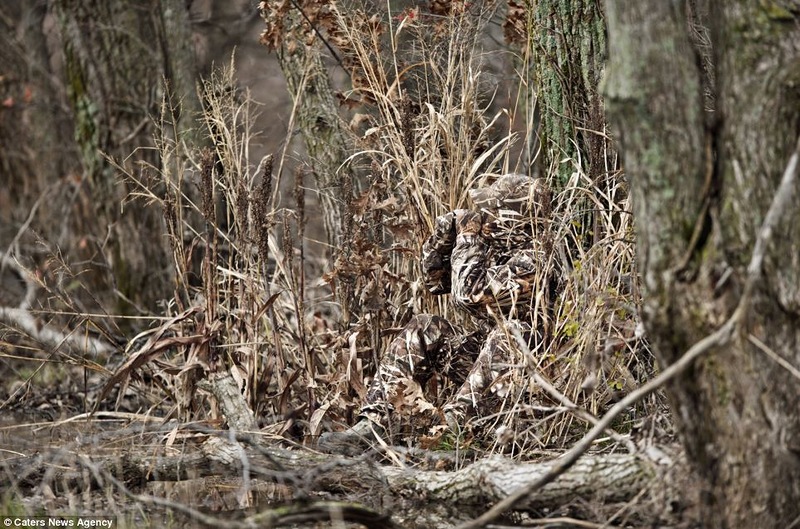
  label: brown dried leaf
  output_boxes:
[97,306,201,408]
[351,189,372,215]
[309,401,332,437]
[373,195,399,212]
[386,220,416,240]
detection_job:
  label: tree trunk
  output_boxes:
[530,0,609,184]
[523,0,618,255]
[603,1,800,527]
[278,46,349,252]
[271,12,351,250]
[54,0,201,313]
[260,6,356,325]
[0,1,77,226]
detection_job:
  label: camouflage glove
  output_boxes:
[421,209,490,313]
[421,210,459,295]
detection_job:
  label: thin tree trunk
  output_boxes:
[525,0,618,255]
[264,7,356,324]
[54,0,200,313]
[531,0,609,184]
[604,1,800,526]
[273,14,350,250]
[0,1,76,223]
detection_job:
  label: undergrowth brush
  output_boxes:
[2,0,665,461]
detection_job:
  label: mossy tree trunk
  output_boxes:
[522,0,618,253]
[54,0,200,312]
[604,1,800,527]
[530,0,610,184]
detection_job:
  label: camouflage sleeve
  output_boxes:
[421,211,458,295]
[483,249,540,316]
[450,210,491,314]
[450,210,541,316]
[424,208,541,315]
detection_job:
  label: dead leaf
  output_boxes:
[346,331,366,398]
[351,189,371,215]
[96,306,201,408]
[309,401,332,437]
[390,378,436,416]
[373,196,399,212]
[349,112,370,129]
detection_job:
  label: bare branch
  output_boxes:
[456,136,800,529]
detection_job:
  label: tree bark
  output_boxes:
[272,12,351,250]
[382,451,650,512]
[530,0,609,184]
[603,1,800,527]
[260,5,357,325]
[0,1,77,224]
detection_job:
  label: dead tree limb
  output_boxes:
[6,430,671,529]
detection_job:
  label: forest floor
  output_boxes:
[0,355,697,529]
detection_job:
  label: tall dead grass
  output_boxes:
[97,1,660,458]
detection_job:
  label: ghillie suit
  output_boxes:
[320,174,557,452]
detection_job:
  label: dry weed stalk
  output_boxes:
[98,2,657,457]
[102,62,331,433]
[310,0,656,452]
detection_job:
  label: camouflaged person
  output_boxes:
[319,174,555,453]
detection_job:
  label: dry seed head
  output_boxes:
[162,194,178,253]
[294,165,306,240]
[235,170,249,238]
[342,169,355,239]
[199,147,215,224]
[253,155,274,266]
[282,209,293,269]
[401,98,416,159]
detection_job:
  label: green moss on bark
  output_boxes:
[532,0,607,183]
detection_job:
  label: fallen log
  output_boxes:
[4,427,676,529]
[382,452,650,511]
[2,374,684,527]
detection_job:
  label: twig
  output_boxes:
[0,306,114,355]
[457,315,735,529]
[1,187,51,272]
[456,136,800,529]
[510,325,636,453]
[742,134,800,299]
[488,517,606,528]
[0,252,114,360]
[0,252,37,308]
[748,334,800,381]
[79,455,402,529]
[283,0,348,75]
[78,456,240,528]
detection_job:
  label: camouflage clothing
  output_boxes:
[362,315,535,420]
[361,175,549,426]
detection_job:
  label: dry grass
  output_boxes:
[105,61,332,437]
[0,1,664,464]
[311,1,658,453]
[0,5,686,529]
[103,2,656,457]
